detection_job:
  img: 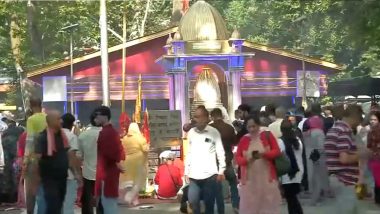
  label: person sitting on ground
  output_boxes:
[154,151,183,199]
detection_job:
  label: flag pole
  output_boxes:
[100,0,110,106]
[121,13,127,113]
[134,74,142,124]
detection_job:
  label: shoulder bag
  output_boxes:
[264,131,291,177]
[166,164,182,192]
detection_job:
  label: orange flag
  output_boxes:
[141,108,150,144]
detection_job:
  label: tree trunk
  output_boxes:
[140,0,151,37]
[172,0,182,14]
[10,13,27,111]
[171,0,189,25]
[27,0,43,59]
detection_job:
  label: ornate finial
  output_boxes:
[166,33,173,45]
[230,28,241,40]
[173,30,182,41]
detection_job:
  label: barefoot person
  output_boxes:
[119,123,148,206]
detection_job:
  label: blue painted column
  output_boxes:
[173,72,189,127]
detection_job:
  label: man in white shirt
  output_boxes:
[268,106,286,138]
[78,113,102,214]
[185,105,226,214]
[61,113,82,214]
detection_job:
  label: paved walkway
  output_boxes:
[1,198,379,213]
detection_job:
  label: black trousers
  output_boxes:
[42,177,67,214]
[282,183,303,214]
[81,178,104,214]
[375,186,380,204]
[180,185,189,213]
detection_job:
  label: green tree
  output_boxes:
[223,0,380,79]
[1,0,380,108]
[0,0,172,107]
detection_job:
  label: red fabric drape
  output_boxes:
[141,110,150,144]
[119,112,131,137]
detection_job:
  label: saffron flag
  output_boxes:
[134,74,142,123]
[141,109,150,144]
[119,112,131,137]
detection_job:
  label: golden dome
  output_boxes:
[179,0,229,41]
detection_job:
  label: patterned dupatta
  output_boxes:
[46,128,69,156]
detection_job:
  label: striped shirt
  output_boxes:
[325,120,359,185]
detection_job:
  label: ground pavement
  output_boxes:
[1,198,379,213]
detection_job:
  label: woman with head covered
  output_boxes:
[119,123,149,206]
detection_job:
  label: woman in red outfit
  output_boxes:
[15,131,27,208]
[367,111,380,204]
[236,114,282,214]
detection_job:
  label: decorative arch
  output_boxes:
[189,61,229,110]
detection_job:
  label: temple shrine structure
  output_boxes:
[27,0,343,125]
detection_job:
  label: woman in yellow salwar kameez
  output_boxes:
[119,123,149,206]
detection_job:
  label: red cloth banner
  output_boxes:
[141,109,150,144]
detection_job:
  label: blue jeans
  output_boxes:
[63,179,78,214]
[215,166,239,213]
[100,182,118,214]
[35,186,46,214]
[188,175,218,214]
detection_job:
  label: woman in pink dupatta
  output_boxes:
[16,131,27,208]
[367,111,380,204]
[236,114,282,214]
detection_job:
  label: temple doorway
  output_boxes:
[189,63,229,117]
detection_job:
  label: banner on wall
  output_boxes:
[148,110,182,149]
[297,71,321,98]
[43,76,67,102]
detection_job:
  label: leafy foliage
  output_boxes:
[222,0,380,79]
[0,0,172,105]
[1,0,380,106]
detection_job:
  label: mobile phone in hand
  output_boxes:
[252,150,259,158]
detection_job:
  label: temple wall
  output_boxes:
[28,35,336,110]
[240,47,330,98]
